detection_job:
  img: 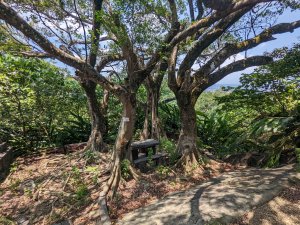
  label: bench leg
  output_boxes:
[132,149,139,161]
[152,146,156,155]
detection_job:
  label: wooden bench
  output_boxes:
[131,139,159,159]
[130,139,165,165]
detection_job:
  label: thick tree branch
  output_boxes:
[177,7,252,85]
[195,20,300,79]
[133,0,180,87]
[168,45,179,93]
[196,0,204,20]
[168,0,179,29]
[188,0,195,22]
[170,0,275,46]
[18,51,52,58]
[73,0,88,63]
[0,1,83,68]
[96,54,123,73]
[107,9,140,76]
[0,1,117,92]
[144,0,274,83]
[200,55,273,91]
[89,0,103,67]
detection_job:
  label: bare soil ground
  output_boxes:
[0,146,234,225]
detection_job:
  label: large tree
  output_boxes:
[1,0,300,223]
[166,0,300,171]
[0,0,111,152]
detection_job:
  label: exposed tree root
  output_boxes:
[97,156,121,225]
[84,129,105,152]
[128,164,141,180]
[174,142,205,174]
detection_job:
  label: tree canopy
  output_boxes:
[0,0,299,223]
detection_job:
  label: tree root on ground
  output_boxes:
[174,148,203,173]
[97,157,121,225]
[128,164,141,180]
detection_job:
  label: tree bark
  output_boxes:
[141,84,165,140]
[98,92,137,224]
[150,85,165,140]
[101,88,110,140]
[81,80,106,152]
[175,93,201,171]
[140,90,151,140]
[116,93,137,160]
[142,76,166,140]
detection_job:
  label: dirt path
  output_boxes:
[118,164,300,225]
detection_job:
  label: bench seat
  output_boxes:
[133,152,168,164]
[131,139,160,149]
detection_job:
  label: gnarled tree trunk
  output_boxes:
[140,89,151,140]
[142,79,166,140]
[98,92,137,224]
[150,86,162,140]
[175,93,201,171]
[81,80,106,152]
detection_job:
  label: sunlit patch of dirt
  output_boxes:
[0,144,111,225]
[231,183,300,225]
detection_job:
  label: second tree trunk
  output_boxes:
[81,80,106,152]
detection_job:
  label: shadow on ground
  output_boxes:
[119,164,299,225]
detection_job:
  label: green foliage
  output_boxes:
[265,153,281,168]
[121,159,131,180]
[75,184,89,202]
[196,90,228,114]
[83,149,97,164]
[70,166,89,203]
[8,179,21,192]
[147,148,155,167]
[0,216,15,225]
[155,165,171,178]
[196,111,242,156]
[0,55,91,151]
[159,103,180,138]
[56,112,91,146]
[160,137,178,164]
[211,45,300,164]
[85,166,99,184]
[105,94,122,143]
[218,45,300,118]
[9,162,18,174]
[0,23,29,54]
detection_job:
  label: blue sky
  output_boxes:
[218,9,300,85]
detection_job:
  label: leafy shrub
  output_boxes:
[0,55,91,151]
[56,113,91,146]
[83,149,97,164]
[159,103,180,138]
[207,45,300,163]
[196,111,241,157]
[160,137,178,164]
[156,165,171,178]
[147,148,155,167]
[121,159,131,180]
[0,216,15,225]
[75,184,89,202]
[85,166,99,184]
